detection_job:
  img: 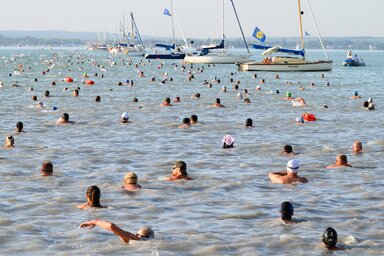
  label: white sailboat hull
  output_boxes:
[183,54,251,64]
[238,60,333,72]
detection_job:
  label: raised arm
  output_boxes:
[80,219,139,243]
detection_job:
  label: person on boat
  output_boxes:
[77,185,106,209]
[347,50,352,59]
[4,135,15,148]
[222,135,235,149]
[165,161,193,181]
[212,98,225,108]
[350,91,361,99]
[326,154,352,168]
[352,141,363,153]
[160,97,173,107]
[178,117,191,129]
[14,121,25,133]
[123,172,142,191]
[268,159,308,184]
[322,227,345,251]
[262,57,270,64]
[79,220,154,243]
[40,160,54,176]
[56,113,75,125]
[280,201,296,224]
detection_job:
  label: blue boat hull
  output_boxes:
[342,59,366,66]
[145,53,186,59]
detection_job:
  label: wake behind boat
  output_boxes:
[238,0,332,72]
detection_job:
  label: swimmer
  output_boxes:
[56,113,75,125]
[245,118,253,127]
[191,93,200,99]
[4,135,15,148]
[280,201,296,224]
[212,98,225,108]
[326,154,352,168]
[79,220,154,243]
[322,227,345,251]
[222,135,234,148]
[190,114,198,124]
[367,103,375,110]
[40,160,53,176]
[14,121,25,133]
[160,97,173,107]
[123,172,142,191]
[350,91,361,99]
[173,96,181,103]
[44,90,50,97]
[95,96,101,102]
[291,97,306,107]
[268,159,308,184]
[296,117,305,124]
[221,86,227,92]
[121,112,130,123]
[77,185,106,209]
[352,141,363,153]
[284,92,293,100]
[165,161,193,181]
[178,117,191,128]
[73,89,79,97]
[36,101,44,108]
[282,145,295,156]
[243,98,251,104]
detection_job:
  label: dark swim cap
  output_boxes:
[322,227,338,247]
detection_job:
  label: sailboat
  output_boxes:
[238,0,333,72]
[183,0,251,64]
[109,12,146,56]
[145,0,188,59]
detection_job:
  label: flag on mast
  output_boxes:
[252,27,266,42]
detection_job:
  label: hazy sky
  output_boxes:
[1,0,383,39]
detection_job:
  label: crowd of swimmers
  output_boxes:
[1,56,376,252]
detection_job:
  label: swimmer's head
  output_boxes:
[222,135,235,148]
[121,112,129,122]
[283,145,293,154]
[296,117,304,123]
[354,91,358,96]
[286,92,292,97]
[137,225,154,239]
[286,159,300,173]
[124,172,138,185]
[62,113,69,121]
[16,122,23,131]
[173,161,188,176]
[245,118,253,127]
[280,201,294,221]
[322,227,338,248]
[41,160,53,176]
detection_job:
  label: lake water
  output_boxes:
[0,48,383,255]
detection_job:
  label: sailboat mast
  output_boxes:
[229,0,249,54]
[297,0,305,53]
[306,0,329,60]
[170,0,176,49]
[131,12,145,48]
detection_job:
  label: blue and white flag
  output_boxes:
[252,27,266,42]
[163,9,172,16]
[305,31,310,37]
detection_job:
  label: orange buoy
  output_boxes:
[302,112,316,122]
[85,80,95,85]
[65,77,73,83]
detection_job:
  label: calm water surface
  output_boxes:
[0,48,383,255]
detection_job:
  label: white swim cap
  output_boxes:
[287,159,300,173]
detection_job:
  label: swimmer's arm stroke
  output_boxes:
[79,219,139,243]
